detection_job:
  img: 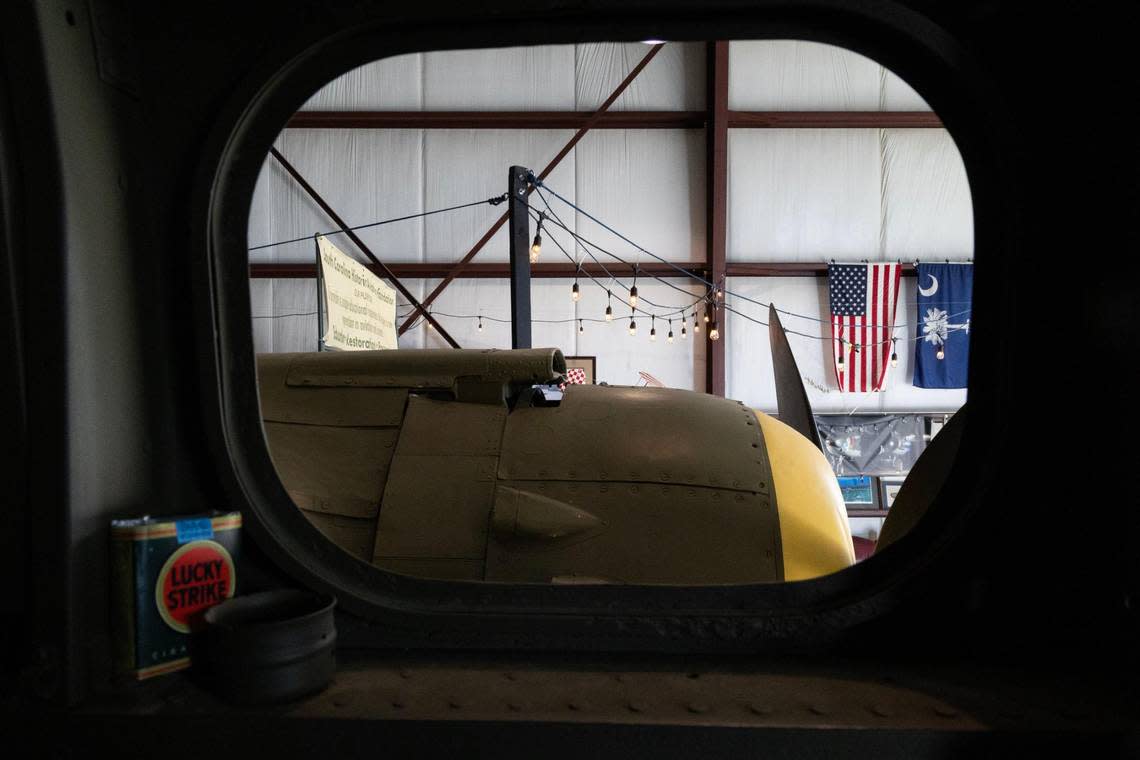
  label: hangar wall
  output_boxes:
[248,41,971,412]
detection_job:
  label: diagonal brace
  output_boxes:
[396,43,666,336]
[268,146,460,347]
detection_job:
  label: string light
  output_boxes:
[399,308,964,352]
[532,179,967,335]
[571,280,580,302]
[667,320,674,344]
[628,311,637,336]
[650,315,657,342]
[578,318,584,334]
[530,213,544,263]
[260,178,975,352]
[402,185,978,349]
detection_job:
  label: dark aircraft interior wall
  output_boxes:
[1,0,1138,708]
[3,1,155,700]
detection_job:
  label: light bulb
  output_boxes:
[650,327,657,341]
[605,304,613,321]
[578,319,584,334]
[667,330,674,344]
[681,323,687,339]
[628,285,638,308]
[936,346,945,360]
[837,354,846,371]
[708,321,720,341]
[477,317,483,332]
[890,352,898,367]
[628,319,637,336]
[694,319,700,334]
[571,281,580,302]
[703,313,710,323]
[530,233,542,262]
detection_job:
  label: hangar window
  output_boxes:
[219,28,981,628]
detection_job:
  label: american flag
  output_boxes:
[829,263,902,392]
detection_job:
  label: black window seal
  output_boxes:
[191,3,1017,652]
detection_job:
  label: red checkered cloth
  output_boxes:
[559,367,588,390]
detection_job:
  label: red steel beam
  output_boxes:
[289,111,704,130]
[250,261,709,280]
[705,41,729,397]
[726,111,942,128]
[250,261,921,279]
[396,43,666,336]
[285,110,942,130]
[267,147,460,347]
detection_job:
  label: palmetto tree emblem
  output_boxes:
[922,307,970,346]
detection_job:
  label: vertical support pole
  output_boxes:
[508,165,532,349]
[314,235,326,351]
[705,41,729,397]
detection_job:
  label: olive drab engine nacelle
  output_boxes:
[257,342,854,585]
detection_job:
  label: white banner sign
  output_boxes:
[317,235,398,351]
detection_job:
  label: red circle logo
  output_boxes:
[155,540,236,633]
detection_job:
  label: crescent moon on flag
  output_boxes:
[918,273,939,297]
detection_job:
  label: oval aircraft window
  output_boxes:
[245,39,972,587]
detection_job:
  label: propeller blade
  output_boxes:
[875,405,967,552]
[769,304,821,450]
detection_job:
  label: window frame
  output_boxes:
[194,3,1014,652]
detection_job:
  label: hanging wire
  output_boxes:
[531,199,947,344]
[533,210,701,322]
[253,172,972,348]
[251,311,319,319]
[247,193,508,252]
[532,190,711,307]
[532,178,972,331]
[527,204,709,318]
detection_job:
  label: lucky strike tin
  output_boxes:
[110,512,241,680]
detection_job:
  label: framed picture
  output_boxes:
[837,476,878,511]
[878,475,907,510]
[564,355,596,385]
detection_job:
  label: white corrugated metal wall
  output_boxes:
[248,41,971,413]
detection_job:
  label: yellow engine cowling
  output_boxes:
[755,412,855,581]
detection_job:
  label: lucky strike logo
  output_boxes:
[155,540,236,633]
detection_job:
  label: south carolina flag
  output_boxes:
[828,263,902,392]
[913,262,972,388]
